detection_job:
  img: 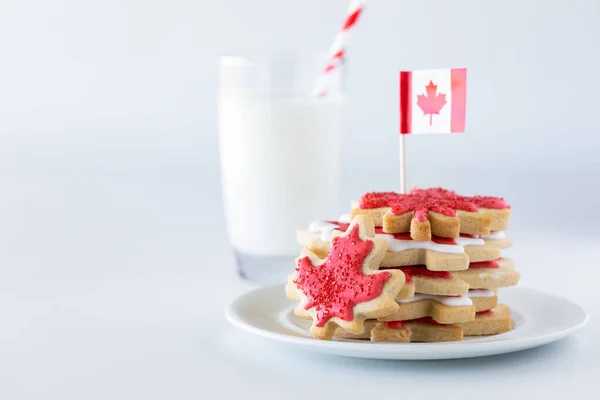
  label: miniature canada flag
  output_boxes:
[399,68,467,134]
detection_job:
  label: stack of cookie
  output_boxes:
[289,187,520,342]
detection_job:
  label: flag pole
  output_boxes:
[400,134,406,194]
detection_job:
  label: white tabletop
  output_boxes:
[1,167,598,400]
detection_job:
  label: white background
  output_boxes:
[1,0,599,399]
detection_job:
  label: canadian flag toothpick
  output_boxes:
[399,68,467,134]
[397,68,467,194]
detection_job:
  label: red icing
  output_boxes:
[374,227,392,235]
[429,236,456,245]
[413,208,429,222]
[359,187,509,218]
[477,310,495,316]
[385,321,405,329]
[396,267,452,283]
[469,260,500,269]
[294,224,391,327]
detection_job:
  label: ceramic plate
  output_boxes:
[225,285,588,360]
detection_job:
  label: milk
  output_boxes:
[218,91,344,256]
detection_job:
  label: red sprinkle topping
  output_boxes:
[394,197,468,220]
[294,224,391,327]
[476,310,495,316]
[468,196,510,210]
[469,260,500,269]
[385,321,405,329]
[411,188,510,209]
[360,192,402,209]
[359,187,509,219]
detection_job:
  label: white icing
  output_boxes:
[481,231,506,240]
[338,214,351,223]
[454,236,485,247]
[378,234,464,254]
[307,220,340,242]
[397,293,473,307]
[466,289,496,298]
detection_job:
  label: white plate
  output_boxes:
[225,285,588,360]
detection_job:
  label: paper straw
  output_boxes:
[313,0,368,97]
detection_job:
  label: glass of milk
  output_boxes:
[218,53,345,283]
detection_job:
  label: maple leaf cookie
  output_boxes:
[334,297,507,342]
[388,259,519,299]
[371,319,465,343]
[393,267,470,298]
[286,215,405,340]
[298,220,503,271]
[451,258,520,289]
[379,294,475,324]
[368,309,512,342]
[350,188,511,240]
[378,291,497,324]
[458,304,512,336]
[335,318,464,343]
[336,303,510,342]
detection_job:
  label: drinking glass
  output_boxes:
[218,53,346,282]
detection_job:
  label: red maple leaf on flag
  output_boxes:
[417,80,447,125]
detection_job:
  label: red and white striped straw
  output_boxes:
[313,0,368,97]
